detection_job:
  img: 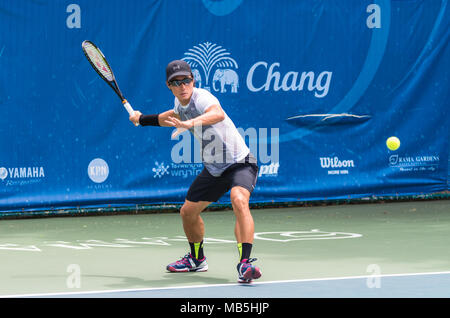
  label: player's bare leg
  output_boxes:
[231,186,254,243]
[230,186,261,283]
[166,200,211,272]
[180,200,211,242]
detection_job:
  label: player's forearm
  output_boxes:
[139,114,160,126]
[137,110,177,127]
[157,110,178,127]
[189,108,225,127]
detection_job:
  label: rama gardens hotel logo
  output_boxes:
[389,154,440,172]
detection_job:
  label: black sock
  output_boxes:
[189,241,204,260]
[238,243,253,262]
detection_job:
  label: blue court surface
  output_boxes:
[11,271,450,298]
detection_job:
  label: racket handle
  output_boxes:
[122,100,139,126]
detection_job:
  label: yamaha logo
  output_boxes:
[0,167,7,180]
[0,166,46,186]
[0,166,45,180]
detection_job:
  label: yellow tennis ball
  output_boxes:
[386,136,400,151]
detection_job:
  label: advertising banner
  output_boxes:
[0,0,448,212]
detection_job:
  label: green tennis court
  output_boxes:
[1,199,449,298]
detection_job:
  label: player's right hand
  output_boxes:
[129,111,142,126]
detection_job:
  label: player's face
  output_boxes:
[167,76,195,105]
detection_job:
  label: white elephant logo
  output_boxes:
[212,69,239,93]
[191,69,202,88]
[182,42,239,93]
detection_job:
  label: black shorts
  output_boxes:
[186,154,258,203]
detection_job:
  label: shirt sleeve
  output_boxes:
[196,89,220,114]
[173,98,179,115]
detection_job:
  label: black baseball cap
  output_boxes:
[166,60,192,82]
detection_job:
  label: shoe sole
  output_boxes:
[167,264,208,272]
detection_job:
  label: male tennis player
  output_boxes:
[129,60,261,283]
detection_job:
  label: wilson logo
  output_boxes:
[319,157,355,175]
[320,157,355,169]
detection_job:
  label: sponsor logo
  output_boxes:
[258,162,279,177]
[0,166,45,186]
[170,163,203,179]
[247,61,332,98]
[152,161,170,178]
[151,161,202,179]
[0,167,8,180]
[87,158,109,183]
[0,167,45,179]
[0,230,361,252]
[182,41,332,98]
[319,156,355,175]
[201,0,243,16]
[182,42,239,93]
[389,154,439,172]
[254,229,362,242]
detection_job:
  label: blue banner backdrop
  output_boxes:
[0,0,448,213]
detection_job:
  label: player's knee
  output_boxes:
[179,205,190,218]
[180,203,200,219]
[231,193,248,210]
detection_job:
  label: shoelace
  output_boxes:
[241,257,258,264]
[175,254,192,265]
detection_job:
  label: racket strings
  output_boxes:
[83,43,113,81]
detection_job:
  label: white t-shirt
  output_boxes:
[173,88,249,176]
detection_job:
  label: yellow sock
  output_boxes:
[237,243,243,260]
[190,241,204,259]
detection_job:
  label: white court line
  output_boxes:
[2,270,450,298]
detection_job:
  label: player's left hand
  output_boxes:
[165,116,194,130]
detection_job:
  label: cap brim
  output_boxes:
[167,71,192,82]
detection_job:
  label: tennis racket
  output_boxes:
[81,40,138,126]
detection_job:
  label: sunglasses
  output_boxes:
[169,77,193,87]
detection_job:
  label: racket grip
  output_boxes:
[122,100,139,126]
